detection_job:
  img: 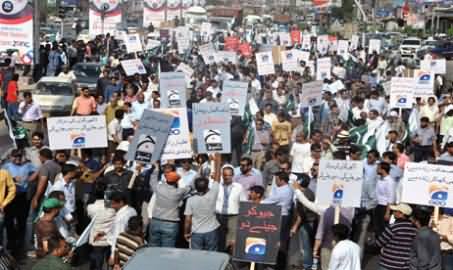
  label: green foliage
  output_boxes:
[448,27,453,37]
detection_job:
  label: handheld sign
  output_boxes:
[159,72,186,108]
[154,108,193,161]
[390,77,415,109]
[222,80,248,116]
[369,39,381,54]
[414,69,434,98]
[281,50,299,72]
[256,51,275,76]
[316,160,364,208]
[421,59,446,74]
[192,102,231,154]
[401,162,453,208]
[47,116,107,150]
[126,110,173,163]
[234,202,282,265]
[124,33,143,53]
[121,59,147,76]
[300,81,323,107]
[316,57,332,81]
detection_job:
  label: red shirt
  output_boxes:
[6,81,17,103]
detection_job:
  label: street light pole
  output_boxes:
[33,0,41,82]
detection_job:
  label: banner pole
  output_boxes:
[433,206,440,228]
[334,205,340,225]
[308,105,312,138]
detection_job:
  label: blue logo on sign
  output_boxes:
[169,116,181,135]
[429,183,448,206]
[245,237,266,256]
[418,73,431,84]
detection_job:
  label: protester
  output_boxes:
[149,164,191,247]
[87,182,115,270]
[409,207,442,270]
[4,11,453,270]
[113,216,145,269]
[31,235,70,270]
[376,203,417,270]
[184,175,220,251]
[328,224,361,270]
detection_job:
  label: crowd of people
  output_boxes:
[0,22,453,270]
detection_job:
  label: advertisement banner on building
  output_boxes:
[0,0,34,64]
[143,0,166,28]
[89,0,122,36]
[166,0,181,21]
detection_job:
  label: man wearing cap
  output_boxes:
[35,198,65,258]
[148,163,191,247]
[376,203,417,270]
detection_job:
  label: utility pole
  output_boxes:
[32,0,41,82]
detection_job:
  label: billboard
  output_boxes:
[0,0,34,64]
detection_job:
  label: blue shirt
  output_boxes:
[2,161,36,192]
[104,83,122,102]
[263,184,294,216]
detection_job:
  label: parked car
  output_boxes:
[399,37,422,58]
[427,40,453,59]
[72,62,102,95]
[33,77,76,116]
[124,248,235,270]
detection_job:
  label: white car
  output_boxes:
[33,77,76,116]
[400,37,422,58]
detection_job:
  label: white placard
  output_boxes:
[146,39,161,50]
[199,43,216,64]
[414,69,434,97]
[401,162,453,208]
[256,51,275,76]
[121,59,147,76]
[316,160,364,208]
[279,32,292,47]
[421,59,446,74]
[200,22,213,39]
[369,39,381,54]
[337,40,349,56]
[350,35,359,51]
[125,33,143,53]
[390,77,415,109]
[175,26,190,54]
[281,50,299,72]
[176,62,194,81]
[300,81,323,107]
[47,116,107,150]
[302,34,312,51]
[214,51,238,64]
[316,57,332,81]
[155,108,193,160]
[317,35,329,55]
[296,50,310,63]
[327,80,346,94]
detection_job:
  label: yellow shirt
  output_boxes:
[104,101,123,124]
[0,170,16,209]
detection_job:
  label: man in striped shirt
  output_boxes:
[376,203,417,270]
[113,216,145,269]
